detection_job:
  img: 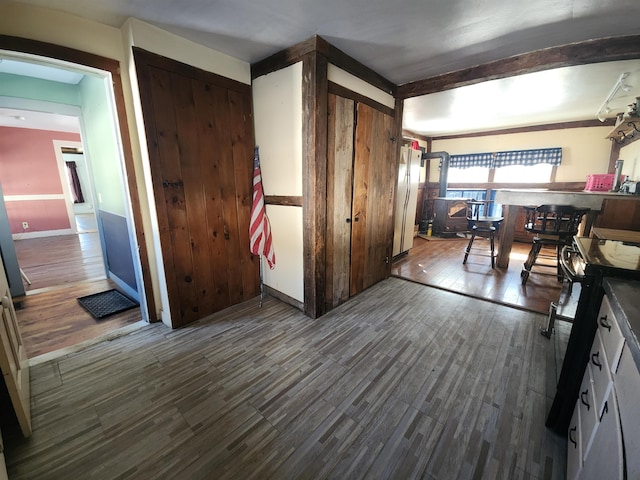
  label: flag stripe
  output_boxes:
[249,147,276,269]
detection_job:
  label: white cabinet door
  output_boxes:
[614,344,640,479]
[588,331,613,422]
[567,401,582,480]
[596,296,624,373]
[580,389,624,480]
[578,366,598,460]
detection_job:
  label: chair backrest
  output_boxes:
[523,204,590,236]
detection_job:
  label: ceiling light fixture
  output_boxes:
[597,72,632,122]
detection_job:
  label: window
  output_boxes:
[493,163,554,183]
[447,166,490,183]
[448,147,560,184]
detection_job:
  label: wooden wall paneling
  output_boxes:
[326,93,355,309]
[228,89,260,302]
[141,66,184,326]
[175,73,212,324]
[216,88,245,308]
[192,80,230,313]
[302,52,328,319]
[156,70,198,325]
[136,49,258,326]
[595,199,640,231]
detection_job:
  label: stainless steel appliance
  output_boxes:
[546,237,640,434]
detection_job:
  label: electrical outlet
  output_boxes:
[22,221,29,230]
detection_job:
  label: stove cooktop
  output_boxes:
[575,237,640,273]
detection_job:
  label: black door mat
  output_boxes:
[77,289,139,320]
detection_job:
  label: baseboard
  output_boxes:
[264,285,304,311]
[12,228,74,240]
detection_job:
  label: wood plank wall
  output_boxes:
[134,48,259,326]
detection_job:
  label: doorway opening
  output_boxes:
[0,50,148,360]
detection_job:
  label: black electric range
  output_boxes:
[546,237,640,434]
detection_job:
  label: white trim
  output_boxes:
[0,96,82,117]
[12,228,74,240]
[108,272,139,302]
[53,139,79,234]
[3,194,65,201]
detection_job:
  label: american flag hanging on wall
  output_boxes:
[249,147,276,269]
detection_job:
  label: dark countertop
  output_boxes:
[604,278,640,370]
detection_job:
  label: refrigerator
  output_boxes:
[393,146,422,257]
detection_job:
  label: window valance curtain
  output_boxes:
[493,147,562,167]
[450,147,562,169]
[449,152,493,169]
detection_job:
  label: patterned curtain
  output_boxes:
[66,161,85,204]
[450,147,562,169]
[449,152,494,169]
[494,147,562,167]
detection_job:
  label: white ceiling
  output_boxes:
[3,0,640,135]
[0,107,80,133]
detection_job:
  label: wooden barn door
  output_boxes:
[134,49,259,327]
[350,102,396,296]
[326,94,396,308]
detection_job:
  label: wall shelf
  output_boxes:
[606,116,640,145]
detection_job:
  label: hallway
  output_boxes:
[13,223,143,360]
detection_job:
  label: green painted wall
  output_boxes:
[0,73,81,105]
[78,74,125,215]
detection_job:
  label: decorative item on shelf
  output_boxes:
[606,115,640,144]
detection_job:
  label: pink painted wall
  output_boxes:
[0,127,81,233]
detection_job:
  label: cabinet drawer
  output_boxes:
[578,366,598,460]
[597,295,624,373]
[588,331,613,420]
[580,388,624,480]
[567,401,582,480]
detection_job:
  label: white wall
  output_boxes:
[430,126,613,184]
[620,140,640,181]
[328,65,395,109]
[252,63,304,302]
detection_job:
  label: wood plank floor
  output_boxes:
[3,278,569,479]
[12,225,143,359]
[391,236,564,315]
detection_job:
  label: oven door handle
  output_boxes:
[559,245,584,281]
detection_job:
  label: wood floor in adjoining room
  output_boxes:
[392,236,564,314]
[3,278,569,480]
[12,226,143,359]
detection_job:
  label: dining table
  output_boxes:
[493,189,640,269]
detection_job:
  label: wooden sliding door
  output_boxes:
[134,49,259,326]
[326,93,396,309]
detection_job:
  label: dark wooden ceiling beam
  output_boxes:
[397,35,640,99]
[252,35,395,96]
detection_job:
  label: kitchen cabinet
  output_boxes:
[566,279,640,479]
